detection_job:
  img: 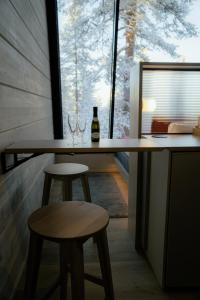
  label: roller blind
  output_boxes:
[141,70,200,133]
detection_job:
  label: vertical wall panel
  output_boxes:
[0,1,53,299]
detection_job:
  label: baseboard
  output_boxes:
[115,155,129,182]
[115,152,129,172]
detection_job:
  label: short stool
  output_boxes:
[42,163,91,206]
[23,201,115,300]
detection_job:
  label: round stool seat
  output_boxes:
[28,201,109,240]
[42,163,92,205]
[44,163,88,176]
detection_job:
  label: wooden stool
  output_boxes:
[24,201,115,300]
[42,163,91,206]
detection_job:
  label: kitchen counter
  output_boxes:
[144,134,200,151]
[133,134,200,288]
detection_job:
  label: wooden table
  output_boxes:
[4,138,163,154]
[1,138,163,173]
[3,135,200,173]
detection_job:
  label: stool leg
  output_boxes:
[81,174,92,202]
[96,230,115,300]
[60,243,68,300]
[23,232,43,300]
[81,175,95,242]
[42,173,52,206]
[70,241,85,300]
[63,179,72,201]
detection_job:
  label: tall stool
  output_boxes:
[23,201,115,300]
[42,163,91,206]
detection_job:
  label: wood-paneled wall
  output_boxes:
[0,1,54,298]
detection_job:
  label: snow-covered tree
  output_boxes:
[58,0,114,138]
[57,0,198,138]
[114,0,198,137]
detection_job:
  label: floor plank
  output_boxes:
[14,218,200,299]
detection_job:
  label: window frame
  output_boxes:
[47,0,121,139]
[46,0,63,139]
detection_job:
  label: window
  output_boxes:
[113,0,200,138]
[57,0,115,140]
[57,0,200,140]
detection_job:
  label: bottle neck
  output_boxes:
[93,107,98,118]
[93,116,98,121]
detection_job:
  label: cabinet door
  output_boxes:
[146,150,170,287]
[166,152,200,287]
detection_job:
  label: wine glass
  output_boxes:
[78,114,87,144]
[68,113,78,145]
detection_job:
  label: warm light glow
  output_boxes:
[142,98,156,112]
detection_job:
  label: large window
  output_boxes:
[57,0,200,140]
[57,0,115,139]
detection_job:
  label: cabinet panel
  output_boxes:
[147,150,170,286]
[166,152,200,287]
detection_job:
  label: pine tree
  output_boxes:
[58,0,198,138]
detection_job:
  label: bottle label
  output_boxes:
[92,132,99,139]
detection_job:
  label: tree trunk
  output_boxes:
[123,1,137,136]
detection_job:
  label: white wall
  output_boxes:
[0,1,53,298]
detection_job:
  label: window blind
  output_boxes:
[142,70,200,133]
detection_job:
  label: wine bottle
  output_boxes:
[91,107,100,142]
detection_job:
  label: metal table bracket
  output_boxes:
[1,152,43,174]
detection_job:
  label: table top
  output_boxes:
[145,134,200,151]
[5,135,200,155]
[5,138,163,154]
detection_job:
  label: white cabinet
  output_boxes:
[147,150,200,288]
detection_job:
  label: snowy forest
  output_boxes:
[57,0,199,140]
